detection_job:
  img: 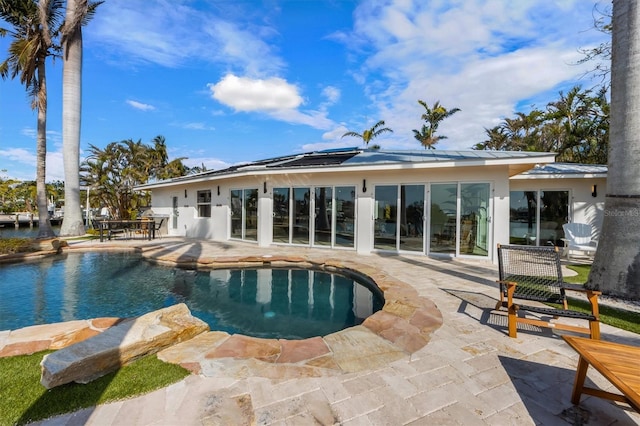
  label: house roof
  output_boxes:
[136,148,557,190]
[511,163,607,179]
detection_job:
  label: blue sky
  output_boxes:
[0,0,609,181]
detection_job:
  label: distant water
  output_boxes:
[0,225,61,239]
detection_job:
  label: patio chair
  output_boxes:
[495,244,601,339]
[108,221,130,240]
[152,218,164,239]
[562,223,598,260]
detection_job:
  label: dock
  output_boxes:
[0,213,63,228]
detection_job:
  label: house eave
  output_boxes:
[135,152,556,191]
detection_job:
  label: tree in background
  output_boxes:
[81,136,190,219]
[59,0,101,237]
[577,2,612,87]
[342,120,393,147]
[413,100,461,149]
[473,86,609,164]
[587,0,640,300]
[0,0,62,238]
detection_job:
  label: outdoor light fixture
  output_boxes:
[217,185,220,196]
[591,184,597,198]
[264,181,267,194]
[362,179,367,193]
[184,189,187,198]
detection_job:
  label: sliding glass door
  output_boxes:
[273,187,290,243]
[230,188,258,241]
[510,190,568,246]
[374,185,425,252]
[374,186,398,250]
[459,183,490,256]
[274,185,355,248]
[430,183,457,254]
[292,188,310,245]
[429,182,491,256]
[334,186,355,248]
[314,187,332,246]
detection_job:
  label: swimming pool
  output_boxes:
[0,252,384,339]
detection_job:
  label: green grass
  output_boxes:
[0,238,33,255]
[559,264,640,335]
[0,351,190,426]
[564,264,591,284]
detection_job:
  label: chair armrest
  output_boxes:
[561,238,569,247]
[561,283,602,295]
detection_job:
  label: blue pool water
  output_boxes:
[0,252,384,339]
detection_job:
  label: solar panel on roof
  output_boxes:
[268,152,358,168]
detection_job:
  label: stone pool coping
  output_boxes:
[0,242,443,377]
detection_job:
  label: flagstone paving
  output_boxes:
[5,238,640,425]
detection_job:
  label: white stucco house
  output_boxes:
[135,148,605,263]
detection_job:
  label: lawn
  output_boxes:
[562,264,640,335]
[0,351,189,426]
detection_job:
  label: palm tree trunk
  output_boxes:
[60,0,86,236]
[587,0,640,299]
[36,61,55,239]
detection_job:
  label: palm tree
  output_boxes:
[413,100,460,149]
[0,0,62,239]
[59,0,101,236]
[587,0,640,299]
[342,120,393,147]
[81,137,190,219]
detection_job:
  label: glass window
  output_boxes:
[400,185,425,252]
[197,190,211,218]
[510,191,537,244]
[509,190,568,246]
[540,190,568,246]
[273,187,290,243]
[293,188,310,244]
[244,189,258,241]
[335,186,355,248]
[374,185,398,250]
[430,183,457,254]
[314,187,333,246]
[230,190,242,239]
[460,183,490,256]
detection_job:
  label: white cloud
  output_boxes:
[0,148,64,181]
[209,74,302,112]
[126,100,156,111]
[90,0,284,75]
[322,86,341,105]
[180,122,215,131]
[322,126,350,141]
[339,0,607,150]
[183,157,231,172]
[209,74,334,130]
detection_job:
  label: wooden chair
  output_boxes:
[496,244,601,339]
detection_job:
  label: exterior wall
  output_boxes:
[492,169,512,258]
[509,177,606,239]
[149,164,512,262]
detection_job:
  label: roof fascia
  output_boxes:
[135,154,556,191]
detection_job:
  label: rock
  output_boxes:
[29,238,67,253]
[40,303,209,389]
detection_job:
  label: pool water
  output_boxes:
[0,252,384,339]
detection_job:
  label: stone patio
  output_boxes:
[2,237,640,425]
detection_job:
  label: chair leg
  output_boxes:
[589,321,600,340]
[508,307,518,338]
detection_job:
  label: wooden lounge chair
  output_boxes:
[495,244,601,339]
[562,223,598,260]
